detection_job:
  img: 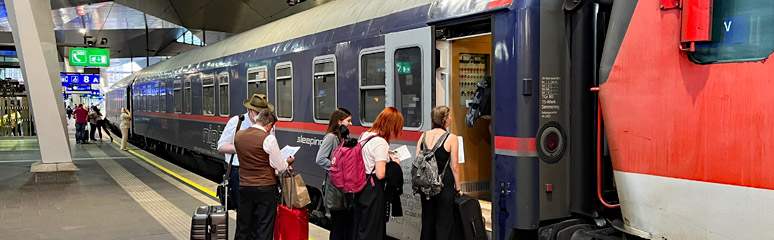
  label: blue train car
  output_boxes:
[106,0,619,239]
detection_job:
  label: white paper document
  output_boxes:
[457,136,465,164]
[280,145,301,160]
[392,145,412,161]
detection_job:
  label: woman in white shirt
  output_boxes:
[120,108,132,151]
[352,107,403,240]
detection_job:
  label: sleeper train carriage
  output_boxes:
[105,0,774,239]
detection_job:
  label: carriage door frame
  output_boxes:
[385,26,434,131]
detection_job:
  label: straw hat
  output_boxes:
[243,94,274,112]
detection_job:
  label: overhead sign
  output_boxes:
[69,47,110,67]
[60,74,100,85]
[66,84,92,91]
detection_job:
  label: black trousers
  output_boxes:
[351,174,386,240]
[330,209,352,240]
[420,167,457,240]
[89,123,99,140]
[236,185,277,240]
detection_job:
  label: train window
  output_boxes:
[146,85,152,112]
[275,62,293,120]
[153,83,159,112]
[359,49,386,125]
[159,81,166,113]
[247,66,268,98]
[689,0,774,64]
[312,55,337,122]
[184,78,192,114]
[219,73,229,117]
[145,84,151,112]
[202,76,215,116]
[173,80,182,113]
[394,47,422,128]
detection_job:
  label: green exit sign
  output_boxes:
[396,62,412,74]
[69,47,110,67]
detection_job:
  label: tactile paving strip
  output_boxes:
[97,158,190,240]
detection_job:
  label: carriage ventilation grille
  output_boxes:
[460,180,490,193]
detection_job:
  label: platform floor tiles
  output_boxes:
[0,121,329,240]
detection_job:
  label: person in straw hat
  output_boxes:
[217,94,275,210]
[233,97,295,240]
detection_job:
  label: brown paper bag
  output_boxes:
[281,173,311,208]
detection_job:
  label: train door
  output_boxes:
[435,19,494,229]
[384,26,434,240]
[385,26,433,132]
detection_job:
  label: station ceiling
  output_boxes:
[0,0,332,60]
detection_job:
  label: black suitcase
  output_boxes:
[190,205,228,240]
[455,194,487,240]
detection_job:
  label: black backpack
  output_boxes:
[465,77,491,127]
[411,132,450,199]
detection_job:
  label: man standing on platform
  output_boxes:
[217,94,272,210]
[73,104,89,144]
[234,106,295,240]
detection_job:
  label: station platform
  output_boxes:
[0,120,329,240]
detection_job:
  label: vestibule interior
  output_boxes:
[436,34,493,200]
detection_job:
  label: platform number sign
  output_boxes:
[69,47,110,67]
[396,62,411,74]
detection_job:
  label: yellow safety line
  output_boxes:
[105,134,217,198]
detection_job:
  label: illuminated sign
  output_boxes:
[68,48,110,67]
[60,74,100,85]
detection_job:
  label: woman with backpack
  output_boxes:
[314,108,353,240]
[416,106,462,240]
[351,107,403,240]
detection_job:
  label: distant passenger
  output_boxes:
[315,108,353,240]
[416,106,462,240]
[73,104,89,144]
[120,108,132,150]
[351,107,403,240]
[66,106,73,119]
[3,109,22,136]
[234,109,295,240]
[89,106,113,142]
[217,94,274,210]
[88,107,100,141]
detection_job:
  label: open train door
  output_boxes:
[384,26,433,240]
[385,26,434,132]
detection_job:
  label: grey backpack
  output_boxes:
[411,132,451,199]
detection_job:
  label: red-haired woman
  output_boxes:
[351,107,403,240]
[315,108,352,240]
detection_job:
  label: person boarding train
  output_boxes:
[351,107,404,240]
[217,94,274,210]
[233,100,295,240]
[315,108,353,240]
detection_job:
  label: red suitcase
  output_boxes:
[273,205,309,240]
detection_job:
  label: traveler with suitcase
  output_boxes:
[234,108,295,240]
[413,106,463,240]
[216,94,269,210]
[350,107,403,240]
[314,108,353,240]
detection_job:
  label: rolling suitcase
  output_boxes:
[455,194,487,240]
[274,172,309,240]
[190,205,228,240]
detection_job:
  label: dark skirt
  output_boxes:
[351,174,386,240]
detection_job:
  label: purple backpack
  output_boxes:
[329,135,378,193]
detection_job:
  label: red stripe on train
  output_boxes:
[135,111,424,142]
[494,136,536,151]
